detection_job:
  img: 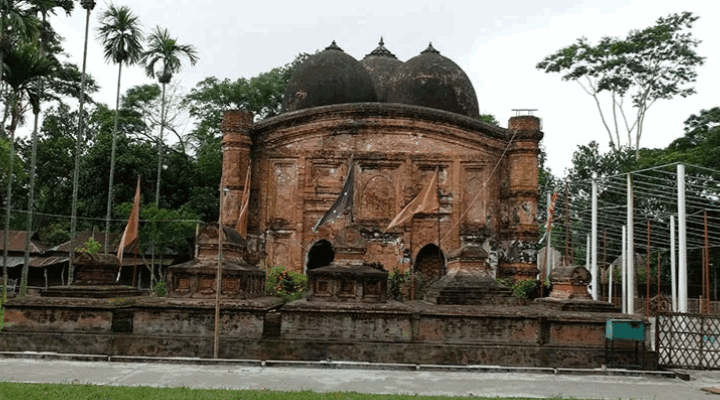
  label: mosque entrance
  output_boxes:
[306,240,334,272]
[414,244,446,282]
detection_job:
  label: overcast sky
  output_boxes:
[49,0,718,176]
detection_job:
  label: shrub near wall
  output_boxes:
[263,263,307,301]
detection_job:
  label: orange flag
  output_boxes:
[386,171,439,231]
[235,167,251,239]
[117,177,141,264]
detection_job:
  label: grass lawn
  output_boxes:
[0,383,576,400]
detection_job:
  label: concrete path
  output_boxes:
[0,356,719,399]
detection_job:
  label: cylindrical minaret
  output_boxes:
[220,110,253,227]
[501,115,543,280]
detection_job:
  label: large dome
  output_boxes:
[386,43,479,119]
[360,38,403,103]
[282,41,378,113]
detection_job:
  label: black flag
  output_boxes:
[312,162,355,232]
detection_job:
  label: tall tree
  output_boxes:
[0,0,40,300]
[2,43,55,297]
[19,0,74,296]
[97,3,143,254]
[69,0,96,285]
[140,27,197,285]
[140,26,198,208]
[536,12,704,158]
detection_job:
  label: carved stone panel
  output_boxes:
[198,275,215,294]
[271,162,297,222]
[272,242,290,268]
[311,162,344,195]
[174,275,191,294]
[359,175,394,221]
[463,166,485,225]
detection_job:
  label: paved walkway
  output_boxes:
[0,356,719,399]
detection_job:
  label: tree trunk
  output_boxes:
[69,6,93,285]
[20,108,40,297]
[105,62,123,254]
[155,82,166,208]
[150,82,167,287]
[2,93,17,302]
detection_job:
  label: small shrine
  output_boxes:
[41,252,143,298]
[306,227,389,303]
[537,265,619,312]
[167,224,265,299]
[424,243,519,306]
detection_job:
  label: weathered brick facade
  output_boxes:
[220,105,542,281]
[219,41,543,282]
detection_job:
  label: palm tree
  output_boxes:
[19,0,74,297]
[140,26,197,287]
[1,0,41,301]
[97,4,143,255]
[140,26,198,208]
[0,0,40,135]
[68,0,96,285]
[2,43,55,297]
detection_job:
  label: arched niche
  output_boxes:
[306,239,335,272]
[414,244,446,282]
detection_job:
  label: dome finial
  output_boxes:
[365,36,397,59]
[325,40,343,52]
[421,42,440,54]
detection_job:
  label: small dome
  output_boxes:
[282,41,378,113]
[386,43,479,118]
[360,37,404,103]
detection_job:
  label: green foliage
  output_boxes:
[114,202,199,259]
[497,278,551,300]
[478,113,500,126]
[96,4,145,66]
[153,280,167,297]
[537,11,704,153]
[388,266,410,302]
[75,237,100,254]
[141,26,198,84]
[263,263,307,301]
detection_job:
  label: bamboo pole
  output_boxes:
[214,187,226,359]
[646,220,651,319]
[704,210,710,314]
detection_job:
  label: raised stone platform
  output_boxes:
[41,285,144,298]
[0,295,653,369]
[424,270,521,306]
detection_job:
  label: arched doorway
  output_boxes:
[306,240,334,272]
[414,244,446,282]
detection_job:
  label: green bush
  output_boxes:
[388,267,409,301]
[153,280,168,297]
[75,237,101,254]
[497,278,551,299]
[264,264,307,301]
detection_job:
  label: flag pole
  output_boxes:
[132,246,138,288]
[214,185,226,359]
[436,167,440,249]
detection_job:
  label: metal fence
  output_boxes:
[656,312,720,369]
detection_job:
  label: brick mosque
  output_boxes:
[219,39,543,283]
[4,40,647,368]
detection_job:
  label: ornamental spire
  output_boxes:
[365,37,397,59]
[421,42,440,54]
